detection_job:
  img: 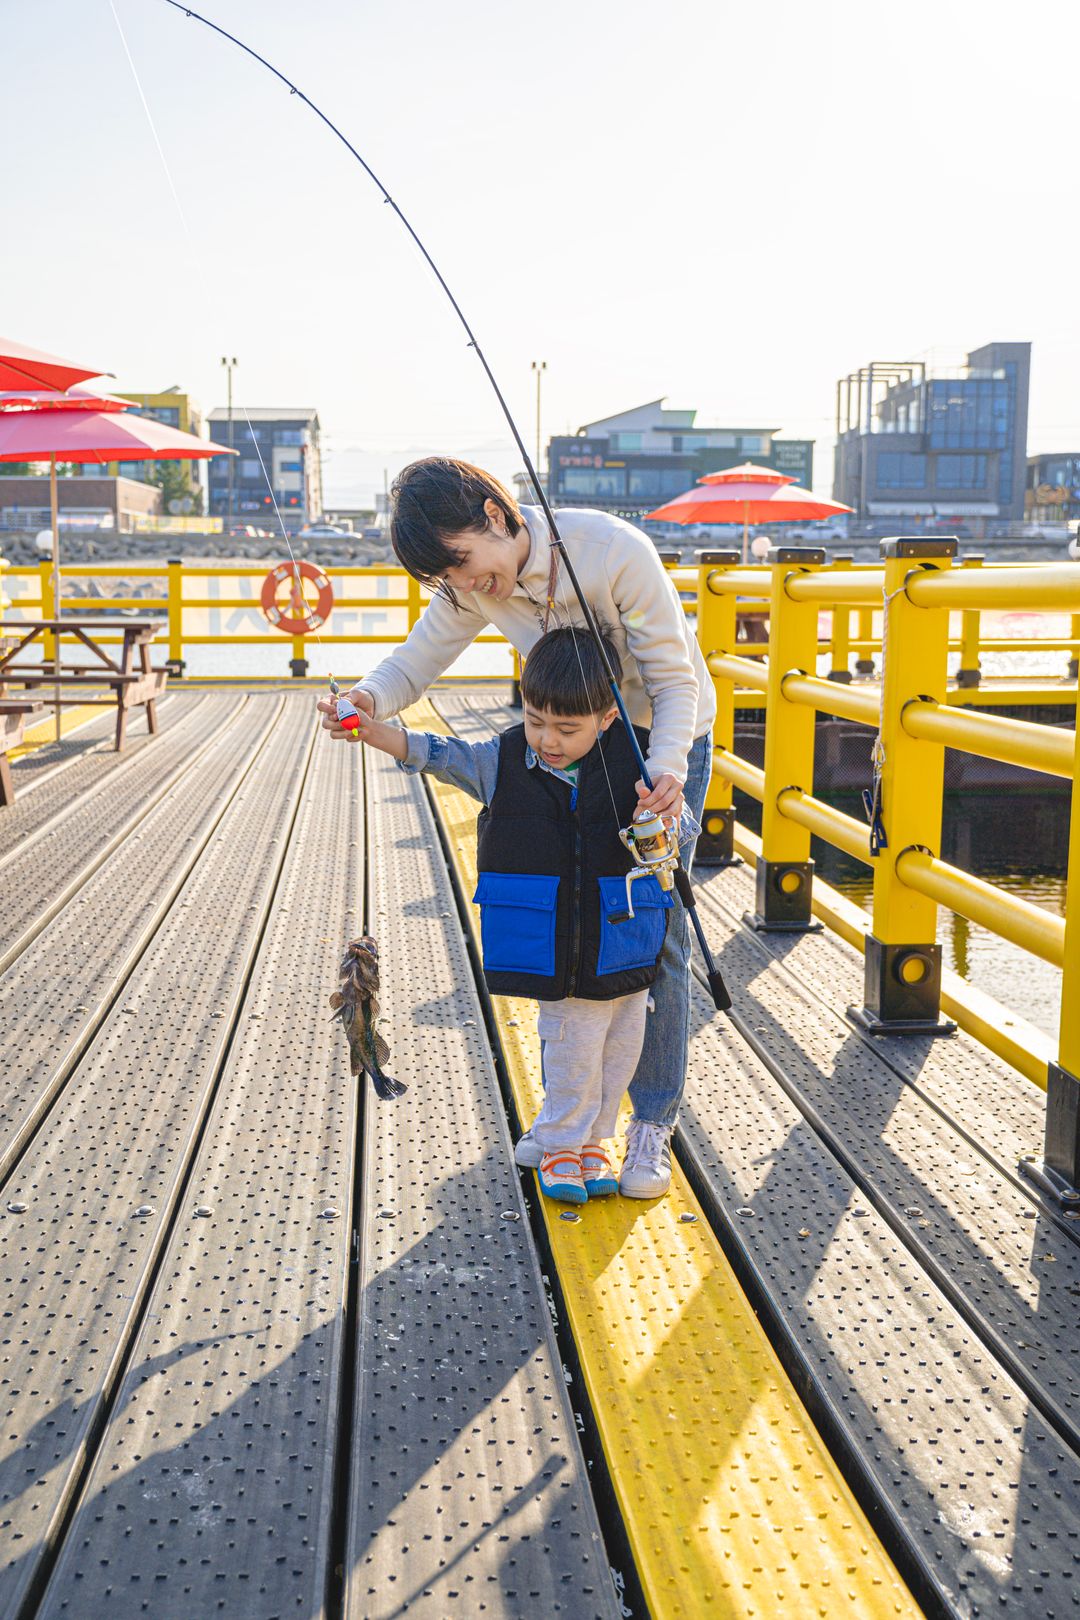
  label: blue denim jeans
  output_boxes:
[626,730,712,1128]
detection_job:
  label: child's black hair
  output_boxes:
[519,625,621,717]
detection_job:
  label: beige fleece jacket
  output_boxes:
[359,504,715,783]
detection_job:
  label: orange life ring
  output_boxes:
[260,560,334,636]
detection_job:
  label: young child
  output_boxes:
[347,626,674,1204]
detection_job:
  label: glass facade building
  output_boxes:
[833,344,1030,523]
[206,408,322,530]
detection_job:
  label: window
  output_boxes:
[628,467,694,499]
[610,432,642,452]
[279,459,302,473]
[275,428,303,446]
[935,455,987,489]
[876,452,926,489]
[561,467,626,497]
[739,435,763,454]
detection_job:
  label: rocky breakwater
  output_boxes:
[1,529,395,607]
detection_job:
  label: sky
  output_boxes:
[2,0,1079,506]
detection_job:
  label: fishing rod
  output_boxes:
[162,0,731,1013]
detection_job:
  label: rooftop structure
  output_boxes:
[527,398,813,523]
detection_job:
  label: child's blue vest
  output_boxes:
[473,723,672,1001]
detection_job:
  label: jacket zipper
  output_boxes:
[566,762,584,996]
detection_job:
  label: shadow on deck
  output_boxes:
[0,684,1075,1619]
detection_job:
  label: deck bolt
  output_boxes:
[558,1210,581,1223]
[6,1201,27,1214]
[904,1206,923,1216]
[500,1211,521,1222]
[319,1207,339,1220]
[134,1204,155,1218]
[735,1206,755,1217]
[679,1212,698,1223]
[377,1209,395,1219]
[194,1205,214,1218]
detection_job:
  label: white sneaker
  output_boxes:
[619,1119,673,1199]
[514,1130,544,1169]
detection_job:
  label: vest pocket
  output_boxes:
[473,873,560,976]
[596,875,673,975]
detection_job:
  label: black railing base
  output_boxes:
[164,658,186,678]
[847,1004,957,1038]
[743,859,820,932]
[289,657,309,678]
[695,808,740,868]
[849,935,956,1036]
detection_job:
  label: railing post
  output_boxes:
[854,605,876,676]
[746,546,825,930]
[406,572,422,632]
[39,559,56,665]
[1022,722,1080,1208]
[511,648,522,709]
[1067,612,1079,682]
[955,554,984,688]
[827,555,854,682]
[694,549,740,864]
[290,634,309,678]
[849,537,957,1035]
[165,558,185,676]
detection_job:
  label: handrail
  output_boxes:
[895,848,1065,966]
[901,698,1076,777]
[698,543,1080,1193]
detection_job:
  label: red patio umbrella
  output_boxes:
[0,337,109,394]
[0,408,234,737]
[0,388,131,412]
[646,462,852,562]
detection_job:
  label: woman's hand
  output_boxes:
[317,685,376,739]
[635,772,684,820]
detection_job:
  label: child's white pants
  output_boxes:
[531,989,650,1152]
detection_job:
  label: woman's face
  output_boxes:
[436,500,529,603]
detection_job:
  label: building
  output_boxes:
[531,400,813,523]
[0,474,162,533]
[833,343,1031,524]
[97,386,205,507]
[1026,452,1080,524]
[207,407,322,530]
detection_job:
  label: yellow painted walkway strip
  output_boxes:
[408,701,917,1620]
[8,703,102,761]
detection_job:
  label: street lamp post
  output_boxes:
[531,360,546,489]
[221,356,237,526]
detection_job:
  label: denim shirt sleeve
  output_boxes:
[395,730,501,805]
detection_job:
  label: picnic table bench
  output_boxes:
[0,617,168,753]
[0,697,46,806]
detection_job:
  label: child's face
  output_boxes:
[523,702,618,771]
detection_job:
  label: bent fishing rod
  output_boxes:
[163,0,731,1013]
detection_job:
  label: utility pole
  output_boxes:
[531,360,546,487]
[221,356,237,527]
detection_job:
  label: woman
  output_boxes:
[318,457,715,1197]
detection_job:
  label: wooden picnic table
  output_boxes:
[0,617,168,753]
[0,697,46,806]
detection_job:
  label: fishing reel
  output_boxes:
[610,808,680,923]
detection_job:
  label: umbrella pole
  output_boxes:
[742,505,749,565]
[50,454,61,742]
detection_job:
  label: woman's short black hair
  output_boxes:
[390,457,524,604]
[520,625,621,717]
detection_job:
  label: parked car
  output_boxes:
[296,523,353,540]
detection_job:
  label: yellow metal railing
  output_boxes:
[698,539,1080,1203]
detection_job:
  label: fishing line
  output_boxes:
[106,0,326,656]
[143,0,730,1009]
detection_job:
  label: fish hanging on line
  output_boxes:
[329,935,407,1100]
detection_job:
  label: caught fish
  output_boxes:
[329,935,407,1100]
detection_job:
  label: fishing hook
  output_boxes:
[162,0,730,1012]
